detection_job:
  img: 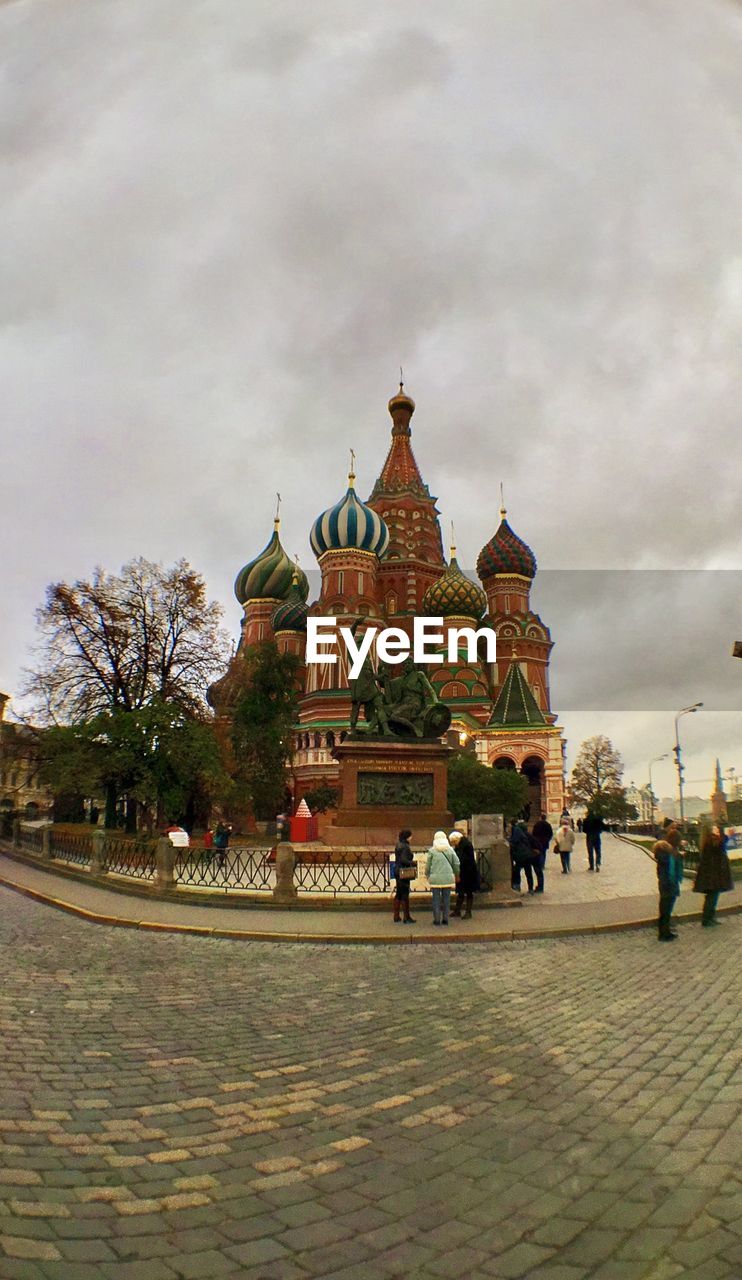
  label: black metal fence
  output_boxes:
[10,829,504,898]
[103,836,156,881]
[50,829,92,867]
[294,851,391,896]
[19,825,44,855]
[174,846,274,891]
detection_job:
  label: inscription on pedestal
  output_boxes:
[357,772,434,807]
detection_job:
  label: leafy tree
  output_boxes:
[25,558,230,723]
[39,702,227,831]
[592,792,638,823]
[447,752,529,821]
[569,735,625,810]
[230,644,301,821]
[303,784,339,814]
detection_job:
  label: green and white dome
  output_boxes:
[234,520,310,606]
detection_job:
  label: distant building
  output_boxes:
[210,385,567,820]
[710,758,728,822]
[0,693,53,821]
[625,782,653,824]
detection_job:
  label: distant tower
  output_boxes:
[710,758,728,822]
[367,383,446,630]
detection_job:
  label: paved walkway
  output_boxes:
[2,840,740,943]
[1,886,741,1279]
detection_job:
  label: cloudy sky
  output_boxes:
[2,0,742,799]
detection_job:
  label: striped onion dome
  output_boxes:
[423,550,487,621]
[272,572,309,633]
[477,510,536,581]
[234,521,310,606]
[310,470,390,559]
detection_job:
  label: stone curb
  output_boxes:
[2,870,740,945]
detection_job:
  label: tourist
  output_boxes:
[653,825,683,941]
[583,809,606,871]
[448,830,480,919]
[531,812,553,893]
[425,830,460,926]
[509,820,536,893]
[214,821,231,869]
[693,824,733,927]
[559,807,574,830]
[393,827,417,924]
[554,821,575,873]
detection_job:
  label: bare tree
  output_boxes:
[25,558,231,724]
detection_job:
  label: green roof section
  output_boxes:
[487,660,546,728]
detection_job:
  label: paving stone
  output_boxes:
[484,1241,555,1276]
[1,887,742,1280]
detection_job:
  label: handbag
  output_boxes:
[398,866,416,880]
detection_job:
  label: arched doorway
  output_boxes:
[521,756,545,821]
[493,756,516,770]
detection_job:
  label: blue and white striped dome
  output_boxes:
[310,476,390,559]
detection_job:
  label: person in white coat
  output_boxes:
[425,830,460,926]
[554,822,576,873]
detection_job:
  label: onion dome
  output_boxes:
[234,519,310,606]
[477,503,536,580]
[310,464,390,559]
[423,542,486,620]
[272,569,309,633]
[387,380,415,435]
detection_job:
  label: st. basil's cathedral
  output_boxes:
[210,384,566,821]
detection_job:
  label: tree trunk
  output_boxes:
[125,796,137,834]
[104,782,118,829]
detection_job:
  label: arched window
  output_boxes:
[313,732,322,749]
[326,731,335,749]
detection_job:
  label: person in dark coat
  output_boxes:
[448,831,480,919]
[531,813,553,893]
[693,824,733,927]
[583,810,606,871]
[509,821,538,893]
[392,828,416,923]
[653,826,683,941]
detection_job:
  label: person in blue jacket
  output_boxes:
[653,825,683,941]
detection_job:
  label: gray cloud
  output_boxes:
[1,0,741,786]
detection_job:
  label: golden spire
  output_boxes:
[348,448,356,488]
[450,520,457,559]
[274,491,281,530]
[499,482,506,520]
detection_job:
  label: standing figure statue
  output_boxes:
[349,625,390,735]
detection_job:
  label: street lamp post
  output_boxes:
[647,753,669,830]
[673,703,703,828]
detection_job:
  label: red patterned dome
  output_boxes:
[477,516,536,581]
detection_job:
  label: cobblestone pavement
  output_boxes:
[514,834,657,906]
[1,887,741,1280]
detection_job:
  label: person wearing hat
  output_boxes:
[448,830,480,919]
[425,830,460,926]
[653,825,684,941]
[554,820,576,873]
